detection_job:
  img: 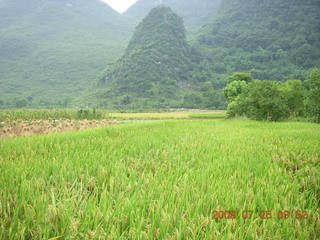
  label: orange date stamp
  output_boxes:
[211,210,308,220]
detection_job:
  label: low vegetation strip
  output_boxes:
[0,120,118,139]
[0,110,225,121]
[0,120,319,239]
[188,112,225,119]
[108,111,226,120]
[0,109,106,121]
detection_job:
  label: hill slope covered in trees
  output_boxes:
[0,0,132,107]
[1,0,320,109]
[195,0,320,81]
[93,6,211,109]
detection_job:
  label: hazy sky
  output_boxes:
[101,0,139,13]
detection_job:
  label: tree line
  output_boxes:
[224,68,320,123]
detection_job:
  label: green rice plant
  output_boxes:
[188,112,226,119]
[108,111,225,120]
[0,120,319,239]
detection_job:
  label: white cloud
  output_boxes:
[101,0,139,13]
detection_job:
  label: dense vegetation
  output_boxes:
[196,0,320,81]
[124,0,222,34]
[92,6,226,110]
[224,68,320,122]
[1,2,319,239]
[1,120,319,239]
[93,0,320,111]
[0,0,132,108]
[0,0,223,109]
[1,0,319,111]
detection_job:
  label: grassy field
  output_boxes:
[0,109,226,121]
[108,111,225,120]
[0,120,319,239]
[188,112,226,119]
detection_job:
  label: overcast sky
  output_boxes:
[101,0,139,13]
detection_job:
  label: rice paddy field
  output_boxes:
[108,111,226,120]
[0,115,319,239]
[0,109,226,122]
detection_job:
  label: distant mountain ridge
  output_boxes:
[124,0,222,34]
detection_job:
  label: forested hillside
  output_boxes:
[92,6,199,109]
[124,0,222,34]
[1,0,319,109]
[0,0,132,107]
[195,0,320,81]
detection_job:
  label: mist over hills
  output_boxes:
[0,0,132,107]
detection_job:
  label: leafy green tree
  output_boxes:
[279,80,305,117]
[228,72,253,84]
[225,78,291,121]
[224,80,249,103]
[183,92,202,108]
[244,81,290,121]
[306,68,320,123]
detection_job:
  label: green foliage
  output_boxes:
[188,112,225,119]
[224,80,248,103]
[224,72,308,121]
[228,72,253,84]
[196,0,320,81]
[94,6,224,110]
[279,80,305,117]
[306,68,320,122]
[2,0,319,110]
[107,5,191,94]
[0,0,132,107]
[242,81,290,121]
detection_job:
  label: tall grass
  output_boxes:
[0,109,106,121]
[188,112,226,119]
[0,120,319,239]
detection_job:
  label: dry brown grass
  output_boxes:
[0,120,118,139]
